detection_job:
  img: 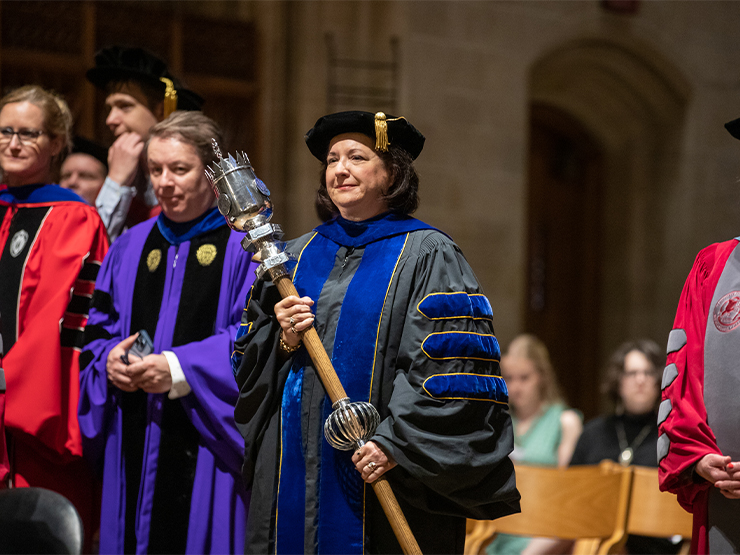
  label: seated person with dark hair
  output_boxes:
[570,339,680,555]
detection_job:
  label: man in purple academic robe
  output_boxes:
[78,208,257,554]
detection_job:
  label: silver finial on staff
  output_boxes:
[212,138,223,160]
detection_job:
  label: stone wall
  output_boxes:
[248,0,740,376]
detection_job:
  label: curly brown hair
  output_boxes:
[147,111,223,167]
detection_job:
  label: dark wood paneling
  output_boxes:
[525,104,604,419]
[0,0,259,156]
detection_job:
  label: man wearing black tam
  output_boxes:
[87,46,204,240]
[234,111,519,554]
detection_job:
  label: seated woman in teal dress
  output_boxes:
[488,334,582,555]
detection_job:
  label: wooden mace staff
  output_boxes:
[206,145,422,555]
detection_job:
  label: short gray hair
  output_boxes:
[147,111,223,167]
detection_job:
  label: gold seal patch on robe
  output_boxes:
[147,249,161,272]
[197,244,217,266]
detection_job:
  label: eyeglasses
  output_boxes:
[0,127,45,144]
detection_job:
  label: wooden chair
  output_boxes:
[465,461,633,555]
[622,464,692,555]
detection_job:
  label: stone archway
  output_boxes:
[526,38,690,415]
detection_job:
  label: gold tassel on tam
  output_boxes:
[374,112,389,152]
[374,112,407,152]
[160,77,178,118]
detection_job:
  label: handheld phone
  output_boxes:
[121,329,154,364]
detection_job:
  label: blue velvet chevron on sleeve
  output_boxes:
[423,373,508,404]
[417,292,493,321]
[421,331,500,361]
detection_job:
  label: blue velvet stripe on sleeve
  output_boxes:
[421,331,501,361]
[417,292,493,320]
[423,373,508,404]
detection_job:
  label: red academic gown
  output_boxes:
[659,239,740,554]
[0,184,109,548]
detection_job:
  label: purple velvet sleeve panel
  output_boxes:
[173,332,248,474]
[186,443,249,554]
[77,295,119,469]
[78,223,152,469]
[78,224,255,554]
[172,237,259,475]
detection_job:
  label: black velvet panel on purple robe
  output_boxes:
[79,213,258,554]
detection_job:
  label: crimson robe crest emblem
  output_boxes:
[713,290,740,332]
[9,230,29,258]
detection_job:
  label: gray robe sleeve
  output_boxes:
[95,176,135,241]
[371,233,520,520]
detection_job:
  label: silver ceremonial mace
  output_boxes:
[205,142,422,555]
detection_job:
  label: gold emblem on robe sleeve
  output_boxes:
[197,244,217,266]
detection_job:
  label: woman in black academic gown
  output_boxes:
[233,111,520,555]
